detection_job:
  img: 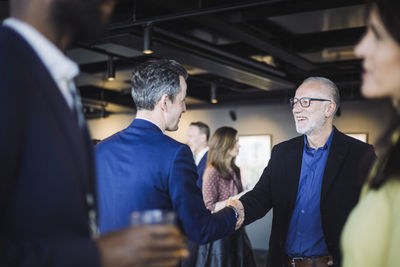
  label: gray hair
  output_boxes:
[302,76,340,114]
[131,59,188,110]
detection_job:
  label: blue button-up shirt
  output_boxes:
[285,130,334,257]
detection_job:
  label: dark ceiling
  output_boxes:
[0,0,369,116]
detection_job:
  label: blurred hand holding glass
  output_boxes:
[124,209,188,266]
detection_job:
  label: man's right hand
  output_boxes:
[96,224,188,267]
[226,199,245,230]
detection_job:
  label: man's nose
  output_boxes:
[292,101,302,112]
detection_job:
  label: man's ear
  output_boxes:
[159,94,169,112]
[325,102,336,117]
[200,133,207,143]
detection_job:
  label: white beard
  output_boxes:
[295,115,326,136]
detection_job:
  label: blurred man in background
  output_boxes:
[187,121,210,188]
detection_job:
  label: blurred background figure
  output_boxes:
[196,126,256,267]
[341,0,400,266]
[184,122,210,267]
[187,121,210,188]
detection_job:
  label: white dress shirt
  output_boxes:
[195,147,209,166]
[135,117,164,133]
[3,18,79,111]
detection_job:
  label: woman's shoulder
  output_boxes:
[360,179,400,213]
[205,165,217,173]
[204,165,219,178]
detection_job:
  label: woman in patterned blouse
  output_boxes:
[196,127,256,267]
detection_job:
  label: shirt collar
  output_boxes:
[304,128,334,151]
[195,147,209,165]
[3,18,79,84]
[135,117,164,133]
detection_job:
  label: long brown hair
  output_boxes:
[372,0,400,46]
[207,127,240,180]
[369,112,400,189]
[367,0,400,189]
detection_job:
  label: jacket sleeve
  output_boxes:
[168,145,236,244]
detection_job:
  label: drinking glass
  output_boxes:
[131,209,176,225]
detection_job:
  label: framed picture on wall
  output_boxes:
[235,134,272,190]
[345,132,368,143]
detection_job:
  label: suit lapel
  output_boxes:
[199,152,207,166]
[285,136,304,210]
[34,63,90,183]
[11,27,90,187]
[83,127,97,196]
[321,128,348,201]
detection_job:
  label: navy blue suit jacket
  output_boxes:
[196,151,207,189]
[0,26,100,266]
[96,119,236,244]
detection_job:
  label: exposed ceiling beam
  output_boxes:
[108,0,287,30]
[231,0,366,20]
[154,26,286,77]
[80,85,134,107]
[188,14,317,71]
[109,0,317,71]
[107,33,294,91]
[292,27,365,53]
[76,30,294,91]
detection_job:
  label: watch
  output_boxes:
[229,206,239,219]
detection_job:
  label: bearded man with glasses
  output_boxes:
[228,77,376,267]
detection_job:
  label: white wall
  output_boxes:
[89,100,392,146]
[87,99,392,250]
[89,113,135,141]
[166,100,392,146]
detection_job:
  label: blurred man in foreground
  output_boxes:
[0,1,187,266]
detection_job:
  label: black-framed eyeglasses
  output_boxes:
[289,97,332,108]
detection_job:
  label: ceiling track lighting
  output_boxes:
[210,83,218,104]
[143,23,154,55]
[106,55,115,81]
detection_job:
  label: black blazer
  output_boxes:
[240,127,375,267]
[0,26,100,266]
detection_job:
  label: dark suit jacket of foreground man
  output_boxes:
[0,26,100,266]
[240,127,375,267]
[96,119,236,244]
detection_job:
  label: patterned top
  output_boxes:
[202,166,243,211]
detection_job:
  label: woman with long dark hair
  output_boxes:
[196,127,256,267]
[341,1,400,266]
